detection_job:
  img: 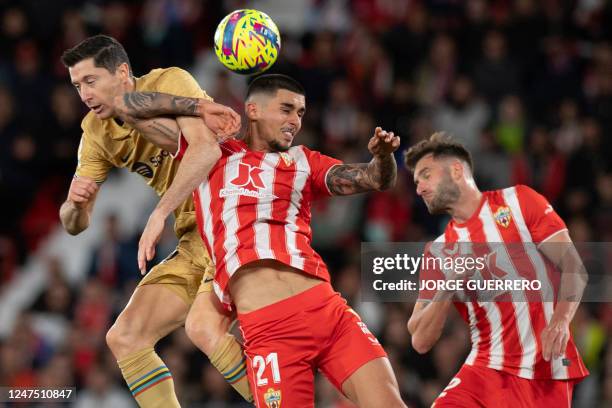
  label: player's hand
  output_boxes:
[138,209,166,275]
[368,127,400,157]
[541,316,570,361]
[199,100,241,141]
[67,176,99,208]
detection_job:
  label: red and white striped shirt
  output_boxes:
[418,185,588,380]
[188,139,342,306]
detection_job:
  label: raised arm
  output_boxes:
[137,116,221,274]
[115,92,241,139]
[326,127,399,196]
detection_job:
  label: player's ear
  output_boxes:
[117,62,130,81]
[450,160,464,180]
[245,99,259,120]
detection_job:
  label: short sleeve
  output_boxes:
[515,184,567,243]
[74,131,112,183]
[155,67,212,101]
[302,146,343,200]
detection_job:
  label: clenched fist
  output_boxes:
[67,176,99,208]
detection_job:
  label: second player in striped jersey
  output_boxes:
[404,133,588,407]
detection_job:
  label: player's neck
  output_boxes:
[449,186,482,224]
[245,123,271,152]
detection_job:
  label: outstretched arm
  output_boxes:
[326,127,399,196]
[115,92,241,139]
[137,117,221,274]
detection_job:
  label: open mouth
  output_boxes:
[90,105,103,114]
[281,129,295,140]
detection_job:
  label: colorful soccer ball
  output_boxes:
[214,9,281,75]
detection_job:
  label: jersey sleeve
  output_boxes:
[74,129,113,183]
[515,184,567,243]
[172,132,188,161]
[155,67,212,101]
[302,146,343,200]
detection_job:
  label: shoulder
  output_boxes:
[137,67,194,88]
[139,66,207,98]
[500,184,538,198]
[287,145,323,168]
[292,145,326,161]
[142,66,189,81]
[485,185,539,206]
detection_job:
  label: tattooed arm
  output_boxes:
[118,92,199,117]
[326,127,400,196]
[115,92,241,138]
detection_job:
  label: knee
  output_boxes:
[185,308,231,355]
[106,317,148,359]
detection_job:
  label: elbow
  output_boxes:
[411,334,434,354]
[407,318,435,354]
[63,223,86,236]
[59,211,88,236]
[378,178,396,191]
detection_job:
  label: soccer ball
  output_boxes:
[214,9,281,75]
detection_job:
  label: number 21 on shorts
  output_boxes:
[253,352,281,386]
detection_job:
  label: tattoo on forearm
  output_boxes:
[327,163,371,195]
[122,92,199,118]
[146,120,179,141]
[372,154,397,191]
[170,95,198,116]
[326,155,397,196]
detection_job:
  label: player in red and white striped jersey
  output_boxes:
[136,74,407,407]
[404,133,588,407]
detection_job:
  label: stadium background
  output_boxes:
[0,0,610,406]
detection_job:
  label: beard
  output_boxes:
[425,172,460,215]
[268,139,290,152]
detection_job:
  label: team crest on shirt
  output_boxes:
[279,152,293,166]
[494,206,512,228]
[264,388,281,408]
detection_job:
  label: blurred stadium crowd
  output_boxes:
[0,0,611,407]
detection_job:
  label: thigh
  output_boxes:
[318,305,387,393]
[138,244,204,305]
[340,357,404,408]
[245,347,315,408]
[241,313,316,408]
[184,290,233,352]
[511,377,575,408]
[433,365,503,408]
[115,283,189,341]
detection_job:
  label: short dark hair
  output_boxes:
[403,132,474,173]
[246,74,305,99]
[61,34,131,75]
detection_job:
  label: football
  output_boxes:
[213,9,281,75]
